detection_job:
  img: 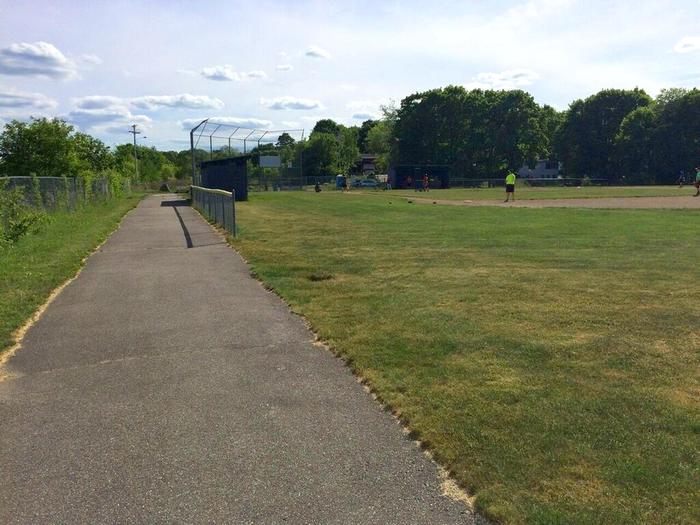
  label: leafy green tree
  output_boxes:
[0,118,75,178]
[357,120,377,152]
[650,88,700,183]
[311,119,340,136]
[337,126,359,173]
[276,132,295,149]
[72,132,113,173]
[615,106,656,183]
[554,88,652,180]
[302,133,339,178]
[393,86,546,178]
[366,120,392,172]
[538,105,564,161]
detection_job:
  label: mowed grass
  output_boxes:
[367,184,693,201]
[233,192,699,524]
[0,194,143,353]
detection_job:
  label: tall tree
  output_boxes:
[393,86,547,178]
[0,118,76,178]
[554,88,652,180]
[357,120,377,152]
[651,88,700,183]
[311,119,340,136]
[615,106,656,183]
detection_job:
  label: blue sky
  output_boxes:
[0,0,698,150]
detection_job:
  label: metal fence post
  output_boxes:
[231,189,236,237]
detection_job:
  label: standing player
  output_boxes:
[504,170,516,202]
[422,173,429,192]
[694,167,700,196]
[678,169,686,187]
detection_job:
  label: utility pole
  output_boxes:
[128,124,140,182]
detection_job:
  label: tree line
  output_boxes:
[0,117,204,185]
[2,86,697,187]
[278,86,699,184]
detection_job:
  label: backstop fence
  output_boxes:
[2,176,130,210]
[191,185,236,236]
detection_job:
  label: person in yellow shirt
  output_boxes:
[504,171,516,202]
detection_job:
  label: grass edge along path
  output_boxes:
[0,194,143,364]
[231,192,699,525]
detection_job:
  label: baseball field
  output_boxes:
[232,188,699,524]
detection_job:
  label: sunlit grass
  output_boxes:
[233,192,699,524]
[365,184,693,201]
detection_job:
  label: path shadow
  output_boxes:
[160,198,191,207]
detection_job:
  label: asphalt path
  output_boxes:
[0,194,481,524]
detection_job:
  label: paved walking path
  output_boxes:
[0,195,480,524]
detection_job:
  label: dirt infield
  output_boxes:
[409,195,700,209]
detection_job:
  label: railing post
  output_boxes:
[231,189,236,237]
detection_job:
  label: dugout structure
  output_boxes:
[189,120,305,195]
[392,164,450,189]
[199,155,250,201]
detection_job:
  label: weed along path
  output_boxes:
[0,194,480,524]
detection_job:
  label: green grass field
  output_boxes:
[0,194,143,353]
[364,184,693,201]
[232,191,699,524]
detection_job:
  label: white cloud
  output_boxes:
[180,117,273,130]
[305,45,331,59]
[67,107,151,129]
[263,96,323,110]
[200,65,267,81]
[464,69,540,90]
[0,41,77,79]
[0,89,57,109]
[81,54,102,65]
[67,95,151,131]
[73,93,224,112]
[673,36,700,53]
[281,120,300,128]
[347,100,382,120]
[276,64,293,71]
[246,70,267,79]
[201,64,239,81]
[74,95,123,109]
[132,94,225,110]
[352,112,376,120]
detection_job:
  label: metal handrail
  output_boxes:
[191,185,236,236]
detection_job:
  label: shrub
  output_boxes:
[0,179,47,246]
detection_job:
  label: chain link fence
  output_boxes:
[2,176,131,210]
[191,185,236,236]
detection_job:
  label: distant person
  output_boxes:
[695,167,700,197]
[406,175,413,190]
[678,169,686,187]
[343,176,349,192]
[314,181,321,193]
[504,171,516,202]
[422,174,429,192]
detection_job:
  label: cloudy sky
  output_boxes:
[0,0,698,150]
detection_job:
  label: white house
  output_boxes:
[517,160,561,179]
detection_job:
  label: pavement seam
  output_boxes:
[3,339,313,380]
